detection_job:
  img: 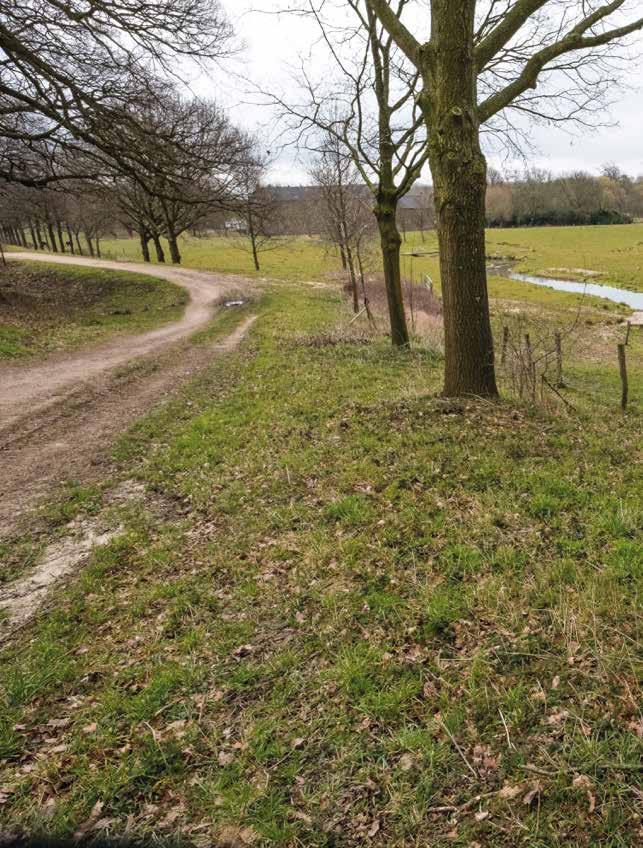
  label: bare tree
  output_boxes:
[264,0,428,345]
[110,91,251,264]
[310,132,374,313]
[229,149,285,272]
[366,0,643,396]
[0,1,234,186]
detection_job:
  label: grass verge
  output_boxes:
[0,262,187,360]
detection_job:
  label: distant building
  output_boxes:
[225,218,248,233]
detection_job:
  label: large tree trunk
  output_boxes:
[152,234,166,263]
[139,233,151,263]
[34,222,45,249]
[56,221,66,252]
[74,232,84,255]
[47,222,58,252]
[375,203,410,347]
[66,224,75,254]
[85,232,95,257]
[167,232,181,264]
[426,0,498,398]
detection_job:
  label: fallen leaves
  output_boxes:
[74,800,104,838]
[367,819,381,838]
[522,783,541,807]
[573,774,597,814]
[399,752,415,772]
[217,825,257,847]
[472,744,501,776]
[218,750,235,766]
[547,708,570,726]
[498,783,523,801]
[232,643,254,659]
[0,786,16,805]
[158,807,184,829]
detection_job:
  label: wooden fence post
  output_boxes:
[624,322,631,346]
[554,331,563,387]
[525,333,536,401]
[618,343,628,411]
[501,326,509,366]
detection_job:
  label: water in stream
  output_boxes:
[508,271,643,310]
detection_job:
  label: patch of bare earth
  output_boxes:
[0,480,176,639]
[0,316,256,539]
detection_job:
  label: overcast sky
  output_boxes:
[191,1,643,184]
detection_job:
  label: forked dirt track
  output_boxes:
[0,253,256,537]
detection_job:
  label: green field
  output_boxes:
[99,222,643,298]
[101,233,337,282]
[485,224,643,293]
[0,262,187,360]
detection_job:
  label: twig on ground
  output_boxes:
[499,708,515,750]
[438,718,478,780]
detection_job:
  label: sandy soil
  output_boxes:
[0,253,256,537]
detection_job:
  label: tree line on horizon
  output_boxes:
[3,164,640,267]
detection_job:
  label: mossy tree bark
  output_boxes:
[167,232,181,264]
[425,1,498,396]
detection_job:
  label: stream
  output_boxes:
[505,270,643,310]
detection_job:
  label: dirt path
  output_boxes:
[0,253,256,537]
[1,252,251,430]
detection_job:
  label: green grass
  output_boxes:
[97,223,643,300]
[1,282,640,846]
[100,233,339,282]
[485,223,643,292]
[0,262,187,360]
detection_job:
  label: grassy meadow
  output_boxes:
[100,222,643,296]
[1,224,641,846]
[0,262,187,360]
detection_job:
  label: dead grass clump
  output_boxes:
[342,274,442,318]
[338,273,445,351]
[292,330,373,349]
